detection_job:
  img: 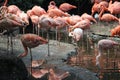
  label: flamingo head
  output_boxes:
[38,36,48,44]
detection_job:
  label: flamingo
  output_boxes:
[31,5,46,17]
[7,5,22,15]
[0,12,27,53]
[69,19,91,32]
[99,5,119,22]
[81,13,97,23]
[2,0,21,16]
[5,0,29,34]
[65,15,82,26]
[69,28,83,64]
[69,28,83,42]
[96,39,119,69]
[38,16,59,56]
[111,25,120,36]
[107,0,120,16]
[91,1,109,16]
[17,11,29,34]
[29,15,39,34]
[18,33,48,74]
[59,3,77,12]
[99,13,119,22]
[47,7,70,18]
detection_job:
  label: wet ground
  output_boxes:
[0,21,120,80]
[0,35,99,80]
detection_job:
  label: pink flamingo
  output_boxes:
[96,39,119,69]
[59,2,77,12]
[111,25,120,37]
[38,16,59,56]
[69,28,83,42]
[18,33,48,74]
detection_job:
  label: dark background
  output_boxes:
[0,0,93,15]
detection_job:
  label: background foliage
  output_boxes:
[1,0,93,15]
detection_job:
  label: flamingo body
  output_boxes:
[111,25,120,36]
[96,39,119,68]
[59,3,77,12]
[19,34,48,57]
[69,28,83,41]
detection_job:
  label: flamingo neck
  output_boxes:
[99,7,104,20]
[4,0,8,6]
[19,44,28,57]
[109,0,112,6]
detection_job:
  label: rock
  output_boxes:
[57,65,99,80]
[0,57,29,80]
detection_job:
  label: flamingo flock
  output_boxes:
[1,0,120,79]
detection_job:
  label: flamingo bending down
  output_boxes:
[65,15,82,26]
[81,13,97,23]
[18,33,48,74]
[99,5,119,22]
[31,5,46,17]
[96,39,119,68]
[54,17,69,42]
[18,34,48,57]
[69,19,91,32]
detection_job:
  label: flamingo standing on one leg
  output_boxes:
[27,5,46,35]
[18,33,48,74]
[69,28,83,65]
[38,16,59,56]
[0,11,28,53]
[54,17,69,45]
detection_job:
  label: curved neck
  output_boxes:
[19,43,28,57]
[99,6,105,20]
[4,0,8,6]
[109,0,112,6]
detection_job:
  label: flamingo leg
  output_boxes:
[106,49,110,68]
[29,48,33,75]
[55,27,58,42]
[7,35,9,54]
[23,27,25,34]
[74,40,79,65]
[32,24,35,34]
[86,30,89,53]
[10,34,13,54]
[47,30,50,56]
